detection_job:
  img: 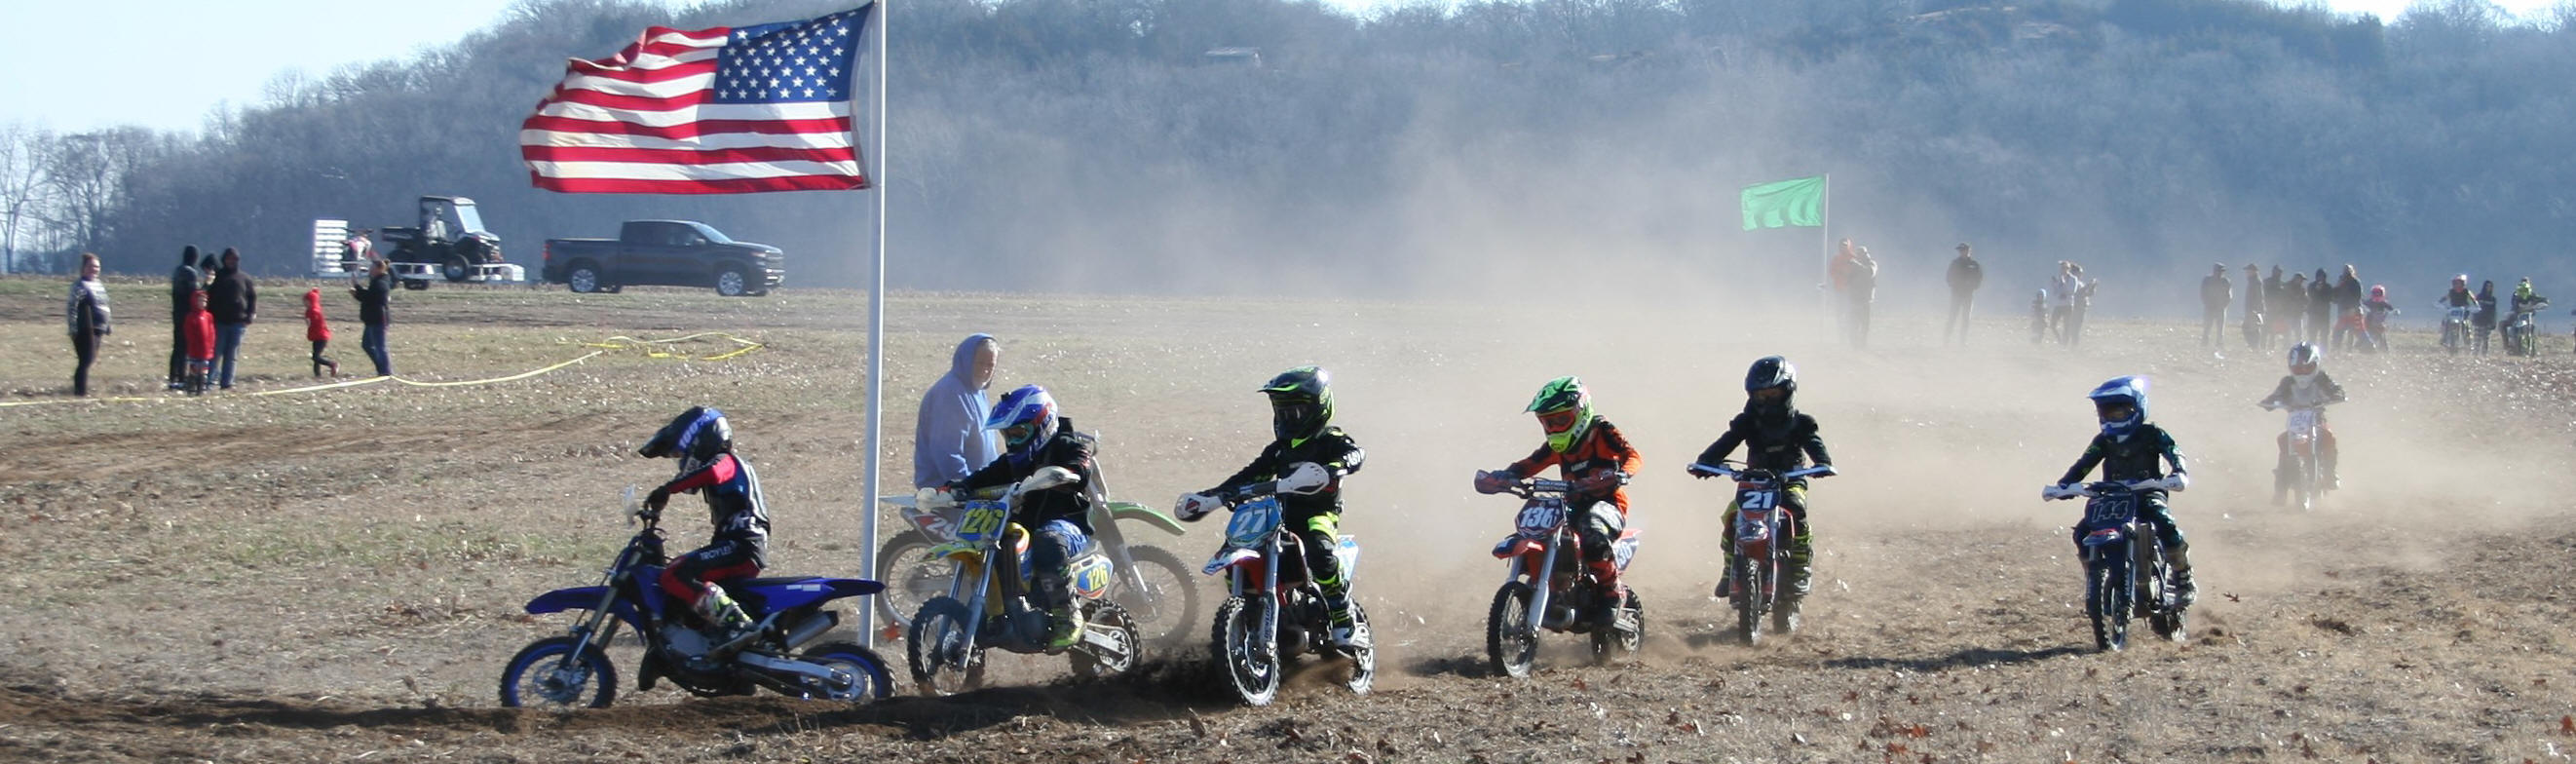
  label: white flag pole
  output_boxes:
[857,0,890,649]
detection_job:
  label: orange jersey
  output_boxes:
[1507,418,1643,515]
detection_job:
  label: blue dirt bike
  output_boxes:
[500,490,894,707]
[2043,478,2188,651]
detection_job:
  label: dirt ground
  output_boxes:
[6,276,2576,763]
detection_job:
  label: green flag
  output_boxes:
[1741,175,1824,231]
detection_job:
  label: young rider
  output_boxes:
[1177,366,1369,645]
[1688,357,1835,631]
[947,385,1097,649]
[2259,342,2348,495]
[639,406,770,643]
[2051,377,2196,606]
[1475,376,1641,630]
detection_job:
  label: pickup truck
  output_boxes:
[541,220,784,296]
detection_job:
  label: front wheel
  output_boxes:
[1212,595,1281,706]
[714,264,753,297]
[1486,582,1537,678]
[1113,545,1202,649]
[499,636,618,708]
[440,253,473,283]
[1590,589,1644,663]
[905,596,984,696]
[795,641,894,702]
[872,530,946,630]
[1734,554,1766,646]
[1069,600,1143,679]
[2087,559,2130,652]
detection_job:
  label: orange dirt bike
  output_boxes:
[2262,400,2333,511]
[1479,473,1643,677]
[1690,461,1835,645]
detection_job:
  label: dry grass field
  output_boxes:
[5,274,2576,762]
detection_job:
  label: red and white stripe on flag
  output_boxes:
[519,5,873,194]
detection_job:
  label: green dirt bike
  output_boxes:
[875,460,1197,648]
[902,467,1146,695]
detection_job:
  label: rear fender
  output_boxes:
[1108,502,1188,536]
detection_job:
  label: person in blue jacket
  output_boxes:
[913,333,1001,488]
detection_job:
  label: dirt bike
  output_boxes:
[1192,475,1374,707]
[875,462,1196,648]
[2504,298,2551,357]
[2440,304,2475,355]
[903,468,1145,695]
[1690,461,1835,645]
[2263,401,2332,511]
[500,489,893,708]
[1478,473,1643,678]
[2043,478,2188,651]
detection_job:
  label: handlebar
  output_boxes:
[2041,478,2180,500]
[1687,462,1836,482]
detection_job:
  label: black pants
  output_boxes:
[1287,508,1350,611]
[311,340,338,376]
[2201,306,2225,346]
[168,309,189,385]
[71,331,99,397]
[1944,292,1974,344]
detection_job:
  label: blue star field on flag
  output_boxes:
[714,9,861,104]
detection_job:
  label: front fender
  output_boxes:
[1491,536,1545,559]
[1109,502,1187,536]
[525,586,612,615]
[1203,547,1262,576]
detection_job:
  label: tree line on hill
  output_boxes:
[5,0,2571,313]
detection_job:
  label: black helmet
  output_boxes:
[640,406,732,472]
[1745,356,1798,411]
[1259,366,1334,444]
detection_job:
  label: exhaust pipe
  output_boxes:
[780,611,839,649]
[736,651,847,685]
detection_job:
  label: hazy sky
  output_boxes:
[1,0,2561,134]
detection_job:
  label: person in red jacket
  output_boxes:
[302,287,339,378]
[1474,376,1642,629]
[182,291,215,395]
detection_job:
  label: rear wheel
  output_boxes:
[1069,600,1142,679]
[565,261,605,293]
[1213,595,1280,706]
[1590,589,1643,663]
[872,530,945,630]
[1486,582,1537,678]
[794,641,894,702]
[1342,603,1376,695]
[499,636,617,708]
[905,596,983,696]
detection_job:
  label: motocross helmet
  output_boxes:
[2087,376,2148,439]
[640,405,732,475]
[1527,376,1595,454]
[2288,342,2323,381]
[985,385,1059,469]
[2368,285,2386,300]
[2453,274,2469,288]
[1259,365,1334,446]
[1745,356,1798,419]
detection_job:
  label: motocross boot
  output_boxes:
[1586,560,1625,630]
[695,584,757,644]
[1044,605,1085,651]
[2168,544,2199,608]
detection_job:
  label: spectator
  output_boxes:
[198,249,219,287]
[913,333,1001,488]
[2064,263,2098,347]
[207,248,258,390]
[2049,262,2077,344]
[182,290,214,395]
[2029,289,2050,345]
[2278,271,2310,345]
[2199,263,2232,349]
[1847,245,1878,348]
[2305,268,2333,345]
[66,252,111,397]
[2472,280,2499,356]
[1829,239,1862,344]
[168,245,203,390]
[353,257,394,377]
[1944,242,1983,345]
[2240,263,2268,351]
[2330,265,2364,349]
[303,287,339,377]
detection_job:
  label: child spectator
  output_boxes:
[303,287,340,377]
[183,291,215,395]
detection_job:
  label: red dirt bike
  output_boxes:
[1192,474,1375,707]
[1478,473,1643,677]
[2262,401,2333,511]
[1691,461,1835,645]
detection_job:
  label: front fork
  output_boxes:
[1519,530,1563,635]
[947,545,998,669]
[1258,534,1283,660]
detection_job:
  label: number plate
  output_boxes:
[1515,500,1565,534]
[2082,493,2136,527]
[1737,488,1778,512]
[2287,408,2320,434]
[1227,496,1284,548]
[956,501,1008,542]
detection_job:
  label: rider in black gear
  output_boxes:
[1691,356,1834,631]
[2054,377,2196,607]
[1179,366,1368,647]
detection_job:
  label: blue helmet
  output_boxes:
[985,385,1059,468]
[2087,376,2148,439]
[639,405,731,475]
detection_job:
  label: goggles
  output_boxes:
[1536,408,1582,434]
[2095,401,2137,422]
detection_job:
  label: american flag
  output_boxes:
[519,5,872,194]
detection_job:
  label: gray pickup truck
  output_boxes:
[541,220,784,296]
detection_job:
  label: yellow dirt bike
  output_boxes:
[902,467,1144,694]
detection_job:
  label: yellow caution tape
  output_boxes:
[0,331,762,406]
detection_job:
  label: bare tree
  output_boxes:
[0,123,51,275]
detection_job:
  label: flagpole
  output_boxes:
[858,0,890,649]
